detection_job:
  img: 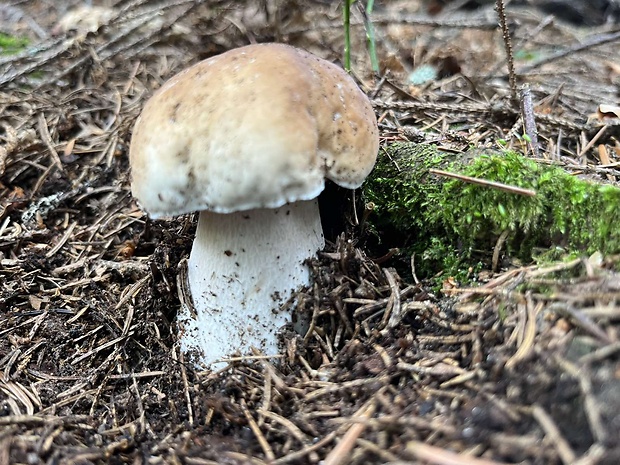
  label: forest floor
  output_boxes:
[1,1,619,464]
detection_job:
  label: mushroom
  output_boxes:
[129,43,379,368]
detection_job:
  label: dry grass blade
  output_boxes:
[505,296,541,369]
[0,376,37,415]
[323,399,377,465]
[403,441,515,465]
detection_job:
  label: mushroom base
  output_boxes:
[180,199,325,369]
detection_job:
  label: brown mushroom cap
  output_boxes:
[129,43,379,217]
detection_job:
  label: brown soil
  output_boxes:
[1,1,619,464]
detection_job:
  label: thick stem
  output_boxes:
[179,199,325,368]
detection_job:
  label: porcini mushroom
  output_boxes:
[129,43,379,368]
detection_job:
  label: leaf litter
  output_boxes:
[1,1,620,463]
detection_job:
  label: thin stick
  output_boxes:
[519,30,620,74]
[495,0,518,102]
[37,113,64,172]
[555,357,609,444]
[384,268,402,329]
[429,169,537,197]
[273,431,337,465]
[322,401,376,465]
[578,125,607,158]
[531,404,577,465]
[177,349,194,427]
[520,84,540,157]
[241,398,276,462]
[406,440,513,465]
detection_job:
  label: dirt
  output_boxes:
[1,1,619,464]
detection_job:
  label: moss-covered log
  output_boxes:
[363,142,620,279]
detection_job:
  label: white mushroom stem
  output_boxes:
[180,199,325,368]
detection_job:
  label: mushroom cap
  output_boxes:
[129,43,379,217]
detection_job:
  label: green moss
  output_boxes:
[0,33,30,55]
[366,143,448,233]
[437,152,544,242]
[363,142,620,280]
[363,143,474,280]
